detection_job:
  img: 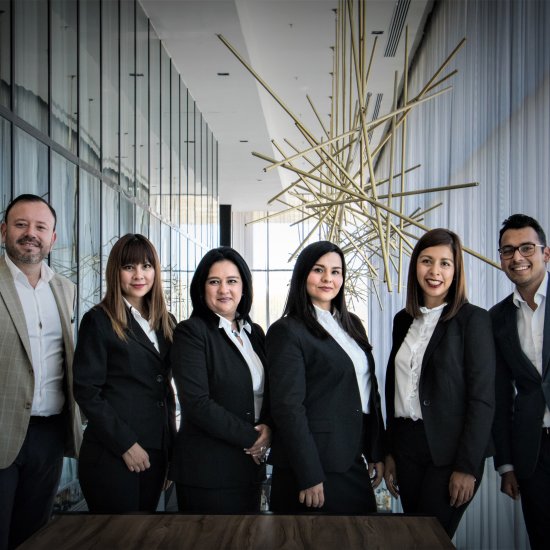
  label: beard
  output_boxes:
[5,237,49,265]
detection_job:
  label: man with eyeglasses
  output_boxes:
[491,213,550,550]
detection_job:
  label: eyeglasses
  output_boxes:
[498,243,545,260]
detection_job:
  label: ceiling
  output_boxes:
[140,0,434,212]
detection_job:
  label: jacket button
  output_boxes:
[423,399,431,407]
[156,375,164,383]
[246,412,252,416]
[157,401,165,408]
[25,403,32,409]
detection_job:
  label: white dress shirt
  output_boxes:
[394,303,446,420]
[5,254,65,416]
[218,315,265,422]
[123,298,159,352]
[513,271,550,428]
[314,305,371,413]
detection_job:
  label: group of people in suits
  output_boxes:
[1,193,549,550]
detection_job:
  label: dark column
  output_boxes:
[219,204,231,247]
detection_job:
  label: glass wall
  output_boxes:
[0,0,218,510]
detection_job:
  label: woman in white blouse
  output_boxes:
[384,228,495,537]
[74,234,176,512]
[267,241,385,514]
[169,247,271,513]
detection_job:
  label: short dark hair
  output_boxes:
[283,240,371,350]
[190,246,253,322]
[499,214,547,247]
[3,194,57,229]
[406,228,467,321]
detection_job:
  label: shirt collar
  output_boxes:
[217,314,251,334]
[4,253,55,285]
[313,304,338,321]
[123,297,146,320]
[513,271,548,308]
[419,302,447,315]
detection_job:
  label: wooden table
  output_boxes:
[20,513,455,549]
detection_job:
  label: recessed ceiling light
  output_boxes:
[217,72,230,76]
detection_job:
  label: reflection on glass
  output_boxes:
[149,214,161,260]
[179,86,189,232]
[135,205,149,236]
[102,0,119,182]
[160,46,171,217]
[120,196,134,235]
[187,98,196,240]
[136,3,149,203]
[171,64,180,227]
[14,0,48,133]
[149,25,161,213]
[78,170,101,322]
[101,183,119,294]
[0,1,11,108]
[80,0,101,169]
[50,151,77,283]
[51,0,78,154]
[161,222,171,305]
[170,228,182,321]
[120,0,135,196]
[0,116,11,208]
[14,127,48,198]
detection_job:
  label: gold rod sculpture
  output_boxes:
[218,6,498,305]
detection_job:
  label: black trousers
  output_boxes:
[392,418,483,538]
[78,439,167,513]
[0,414,65,550]
[517,429,550,550]
[175,483,261,514]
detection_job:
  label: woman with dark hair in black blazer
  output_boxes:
[384,228,495,537]
[73,234,176,512]
[170,247,271,513]
[267,240,385,514]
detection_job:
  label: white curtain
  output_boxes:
[368,1,550,548]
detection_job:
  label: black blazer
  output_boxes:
[491,275,550,478]
[169,312,270,489]
[73,306,176,457]
[266,314,385,491]
[385,303,495,476]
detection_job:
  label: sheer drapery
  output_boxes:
[368,1,550,548]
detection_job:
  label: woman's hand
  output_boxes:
[244,424,271,464]
[299,482,325,508]
[122,442,150,472]
[449,471,476,507]
[369,461,384,489]
[384,454,400,498]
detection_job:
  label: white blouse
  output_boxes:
[218,315,265,422]
[314,306,371,413]
[394,303,446,420]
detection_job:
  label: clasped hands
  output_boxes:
[244,423,271,465]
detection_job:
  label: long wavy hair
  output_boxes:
[283,240,371,351]
[405,228,467,321]
[99,234,175,341]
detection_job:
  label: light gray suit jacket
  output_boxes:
[0,255,83,468]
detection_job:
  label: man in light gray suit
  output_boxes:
[0,194,82,550]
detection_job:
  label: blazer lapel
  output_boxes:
[126,311,161,359]
[422,318,448,372]
[542,275,550,377]
[500,296,542,381]
[0,257,33,362]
